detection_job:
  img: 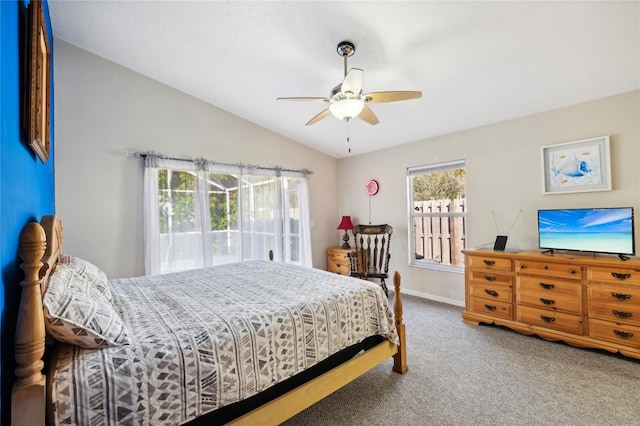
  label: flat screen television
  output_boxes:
[538,207,635,258]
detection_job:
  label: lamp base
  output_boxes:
[341,231,351,249]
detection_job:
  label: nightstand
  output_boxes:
[327,247,354,275]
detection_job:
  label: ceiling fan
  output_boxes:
[277,41,422,126]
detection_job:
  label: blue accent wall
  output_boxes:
[0,0,55,422]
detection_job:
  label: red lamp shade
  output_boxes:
[337,215,354,230]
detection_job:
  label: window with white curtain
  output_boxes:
[143,155,312,275]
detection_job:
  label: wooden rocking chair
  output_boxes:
[348,224,393,296]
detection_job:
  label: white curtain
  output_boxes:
[296,174,312,267]
[281,169,312,267]
[144,157,312,275]
[143,154,162,275]
[194,158,213,269]
[144,155,209,275]
[239,168,277,262]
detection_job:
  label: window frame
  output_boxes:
[407,159,466,273]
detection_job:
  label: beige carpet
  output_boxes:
[283,295,640,426]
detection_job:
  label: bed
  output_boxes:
[11,215,407,425]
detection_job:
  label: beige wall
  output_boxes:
[54,40,339,278]
[55,39,639,305]
[338,90,640,305]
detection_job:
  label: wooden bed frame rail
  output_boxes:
[11,216,407,425]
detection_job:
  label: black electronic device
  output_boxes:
[493,235,508,251]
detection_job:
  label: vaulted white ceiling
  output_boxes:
[49,1,639,158]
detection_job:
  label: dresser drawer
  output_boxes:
[328,263,350,275]
[517,275,582,298]
[328,249,350,262]
[469,283,512,303]
[516,260,581,280]
[589,302,640,326]
[589,319,640,348]
[588,266,640,285]
[327,258,350,271]
[587,284,640,305]
[468,255,512,272]
[468,270,512,286]
[517,305,583,335]
[517,292,582,315]
[469,296,512,320]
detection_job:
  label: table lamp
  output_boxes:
[337,215,354,249]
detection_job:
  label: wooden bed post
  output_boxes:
[12,222,47,426]
[392,271,408,373]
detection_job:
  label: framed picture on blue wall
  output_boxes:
[25,0,51,164]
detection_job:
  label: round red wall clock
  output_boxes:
[366,179,379,196]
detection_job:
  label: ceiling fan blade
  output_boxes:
[305,109,332,126]
[276,97,329,102]
[341,68,364,95]
[365,91,422,103]
[358,105,379,125]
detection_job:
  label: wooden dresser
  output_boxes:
[463,249,640,360]
[327,247,354,275]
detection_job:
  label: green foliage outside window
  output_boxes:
[412,169,465,201]
[159,170,241,234]
[209,173,238,231]
[159,170,197,233]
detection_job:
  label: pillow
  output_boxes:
[43,264,130,348]
[58,254,112,302]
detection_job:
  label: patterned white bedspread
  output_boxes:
[49,261,398,425]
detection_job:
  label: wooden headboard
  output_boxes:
[12,215,62,426]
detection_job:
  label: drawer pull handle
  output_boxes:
[613,330,634,339]
[611,292,631,301]
[484,304,497,311]
[612,310,632,319]
[483,260,495,266]
[539,282,555,290]
[569,269,576,274]
[335,263,342,267]
[484,275,496,282]
[540,315,555,323]
[539,298,555,305]
[611,272,631,280]
[484,289,498,297]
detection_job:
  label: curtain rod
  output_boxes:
[132,151,313,175]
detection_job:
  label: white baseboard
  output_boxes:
[399,288,465,308]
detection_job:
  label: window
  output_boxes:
[408,160,466,271]
[144,156,312,275]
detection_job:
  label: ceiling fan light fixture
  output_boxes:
[277,40,421,127]
[329,98,364,120]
